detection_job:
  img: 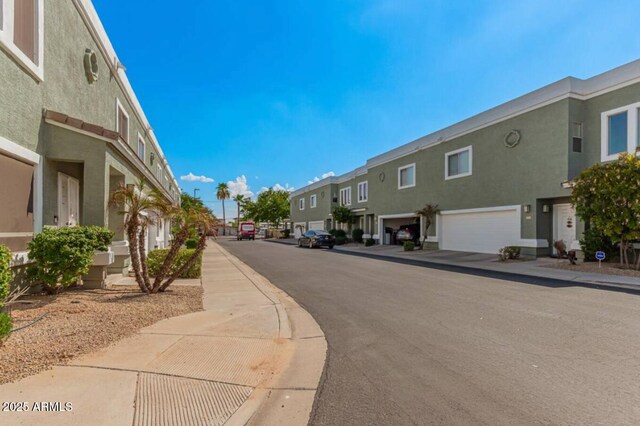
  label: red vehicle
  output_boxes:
[237,222,256,240]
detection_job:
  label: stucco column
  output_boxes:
[82,156,107,226]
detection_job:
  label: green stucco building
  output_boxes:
[0,0,179,267]
[290,61,640,256]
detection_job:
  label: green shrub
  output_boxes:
[403,241,415,251]
[78,226,114,251]
[335,236,347,245]
[329,229,337,236]
[498,246,521,261]
[365,238,375,247]
[0,245,11,308]
[0,312,11,341]
[148,248,202,279]
[352,228,364,243]
[334,229,347,238]
[281,229,291,238]
[185,238,198,249]
[27,227,100,293]
[580,227,616,262]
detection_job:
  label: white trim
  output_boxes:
[339,187,351,206]
[397,163,416,189]
[0,0,44,81]
[600,101,640,161]
[310,194,317,209]
[137,132,146,161]
[0,135,40,164]
[440,204,522,216]
[445,145,473,180]
[0,232,33,237]
[518,239,549,248]
[357,180,368,203]
[115,98,130,143]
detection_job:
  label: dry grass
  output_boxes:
[546,261,640,278]
[0,285,203,384]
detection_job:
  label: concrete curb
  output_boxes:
[215,243,328,425]
[264,239,640,295]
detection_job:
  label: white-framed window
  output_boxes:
[398,163,415,189]
[299,198,305,210]
[137,133,145,161]
[310,194,317,208]
[445,146,472,180]
[357,181,368,203]
[340,187,351,206]
[600,102,640,161]
[0,0,44,81]
[115,99,130,143]
[156,164,162,182]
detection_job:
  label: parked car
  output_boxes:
[237,222,256,240]
[298,230,336,249]
[395,223,420,244]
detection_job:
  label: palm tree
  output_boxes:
[216,182,231,235]
[233,194,246,223]
[415,204,439,249]
[109,179,171,293]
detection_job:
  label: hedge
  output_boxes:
[0,245,12,340]
[147,248,202,279]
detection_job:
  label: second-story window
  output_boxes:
[0,0,43,79]
[340,187,351,206]
[398,164,415,189]
[137,135,145,161]
[299,198,305,210]
[116,99,129,143]
[357,181,368,202]
[156,164,162,182]
[445,146,472,180]
[310,194,317,208]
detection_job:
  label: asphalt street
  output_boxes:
[219,239,640,425]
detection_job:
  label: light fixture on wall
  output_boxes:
[150,152,155,165]
[542,205,550,213]
[523,204,531,214]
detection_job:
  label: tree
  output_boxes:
[233,194,246,223]
[242,188,290,227]
[110,180,217,293]
[216,183,231,235]
[572,153,640,269]
[332,206,355,229]
[415,204,439,249]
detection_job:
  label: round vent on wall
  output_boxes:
[379,172,385,182]
[84,49,99,83]
[504,130,521,148]
[320,191,325,199]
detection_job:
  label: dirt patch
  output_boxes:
[0,285,203,384]
[545,261,640,278]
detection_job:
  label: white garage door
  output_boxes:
[440,207,520,254]
[308,221,325,231]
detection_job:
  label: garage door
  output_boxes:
[308,221,324,231]
[440,207,519,254]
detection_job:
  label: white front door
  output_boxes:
[553,204,577,254]
[58,173,80,227]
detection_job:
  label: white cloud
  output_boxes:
[180,172,214,183]
[259,183,295,193]
[227,175,254,198]
[307,171,335,185]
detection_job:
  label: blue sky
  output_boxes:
[93,0,640,217]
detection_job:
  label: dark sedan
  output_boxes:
[298,230,336,249]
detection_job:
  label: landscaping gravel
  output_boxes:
[0,285,203,384]
[546,261,640,278]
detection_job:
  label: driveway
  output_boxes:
[220,239,640,425]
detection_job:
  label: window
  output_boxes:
[608,112,627,156]
[398,164,415,189]
[601,103,640,161]
[445,146,472,180]
[137,134,145,161]
[357,181,368,202]
[0,0,43,80]
[310,194,317,208]
[156,164,162,182]
[572,122,583,153]
[340,187,351,206]
[115,99,129,143]
[299,198,305,210]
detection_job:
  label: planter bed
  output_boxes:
[0,285,203,384]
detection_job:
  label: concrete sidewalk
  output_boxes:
[267,238,640,290]
[0,242,326,425]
